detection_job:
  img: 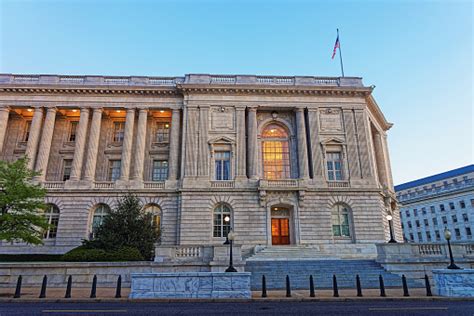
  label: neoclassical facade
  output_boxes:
[0,73,401,257]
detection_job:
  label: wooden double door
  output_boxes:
[271,218,290,245]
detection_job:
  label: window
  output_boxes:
[442,216,448,225]
[262,124,290,180]
[332,204,351,237]
[326,152,344,181]
[22,121,31,142]
[62,159,72,181]
[90,204,110,238]
[449,202,455,210]
[155,122,170,143]
[409,233,414,241]
[68,121,78,142]
[213,204,231,238]
[466,227,472,238]
[413,209,418,216]
[454,228,461,239]
[43,204,60,239]
[406,210,410,217]
[215,151,231,180]
[415,220,420,228]
[430,206,435,214]
[407,221,412,228]
[144,205,161,233]
[424,219,429,227]
[421,207,426,215]
[440,204,445,211]
[433,218,438,226]
[452,215,458,223]
[435,230,441,241]
[108,160,121,181]
[113,122,125,142]
[426,231,431,241]
[463,213,469,222]
[417,232,422,241]
[460,200,466,209]
[152,160,168,181]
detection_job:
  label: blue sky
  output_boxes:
[0,0,472,184]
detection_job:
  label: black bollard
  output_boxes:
[379,274,386,297]
[332,274,339,297]
[39,275,48,298]
[402,274,410,297]
[424,274,432,297]
[309,275,315,298]
[286,275,291,297]
[356,274,363,297]
[90,275,97,298]
[65,275,72,298]
[115,275,122,298]
[261,275,267,298]
[13,275,22,298]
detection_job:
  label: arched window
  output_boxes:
[43,204,60,239]
[262,123,290,180]
[332,204,352,237]
[213,204,231,238]
[90,204,111,238]
[144,205,161,232]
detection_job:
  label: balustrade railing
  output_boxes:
[144,181,165,189]
[261,179,299,188]
[43,181,65,189]
[327,181,350,188]
[417,244,443,256]
[94,181,115,189]
[175,246,201,258]
[210,180,235,188]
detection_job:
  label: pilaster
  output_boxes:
[25,107,44,170]
[197,106,209,177]
[132,108,148,184]
[119,108,136,182]
[295,107,309,180]
[307,109,324,184]
[184,106,199,178]
[235,106,247,179]
[83,108,103,182]
[0,107,10,155]
[247,107,258,179]
[34,107,57,181]
[168,108,181,181]
[69,108,90,181]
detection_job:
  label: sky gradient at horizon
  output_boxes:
[0,0,472,185]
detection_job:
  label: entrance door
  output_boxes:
[271,218,290,245]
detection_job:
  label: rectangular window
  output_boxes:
[435,230,441,241]
[454,228,461,239]
[415,220,420,228]
[155,122,170,143]
[406,210,410,217]
[442,216,448,225]
[433,218,438,226]
[440,204,445,211]
[108,160,121,181]
[460,200,466,209]
[407,221,412,228]
[62,159,72,181]
[113,122,125,142]
[424,219,429,227]
[417,232,422,241]
[413,209,418,216]
[326,152,343,181]
[452,215,458,223]
[466,227,472,237]
[430,206,435,214]
[463,213,469,222]
[215,151,231,180]
[449,202,455,210]
[22,121,32,142]
[68,121,78,142]
[421,207,426,215]
[426,231,431,241]
[152,160,168,181]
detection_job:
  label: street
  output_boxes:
[0,300,473,316]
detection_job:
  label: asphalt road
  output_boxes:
[0,300,473,316]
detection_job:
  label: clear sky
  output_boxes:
[0,0,472,185]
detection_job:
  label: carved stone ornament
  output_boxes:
[211,106,234,131]
[319,108,343,132]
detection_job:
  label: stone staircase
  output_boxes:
[245,247,424,290]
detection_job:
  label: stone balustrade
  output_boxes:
[327,181,350,188]
[259,179,299,188]
[210,180,235,188]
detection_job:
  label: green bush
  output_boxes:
[62,246,144,262]
[0,254,63,262]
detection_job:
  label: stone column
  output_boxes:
[382,134,394,190]
[69,108,90,181]
[184,107,199,177]
[373,130,388,189]
[0,107,10,155]
[34,107,57,181]
[307,109,324,181]
[83,108,103,182]
[235,106,247,179]
[132,108,148,181]
[168,108,181,180]
[197,106,209,177]
[247,107,258,179]
[25,107,44,170]
[119,108,136,181]
[295,107,309,179]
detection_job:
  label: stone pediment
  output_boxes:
[320,137,345,146]
[208,136,235,145]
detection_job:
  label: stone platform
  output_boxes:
[129,272,251,299]
[433,269,474,297]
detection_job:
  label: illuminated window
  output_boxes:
[43,204,60,239]
[22,121,32,142]
[215,151,231,180]
[90,204,110,238]
[68,121,78,142]
[108,160,121,181]
[332,204,351,237]
[262,124,290,180]
[144,205,161,233]
[327,152,344,181]
[155,122,170,143]
[213,204,231,238]
[113,122,125,142]
[152,160,168,181]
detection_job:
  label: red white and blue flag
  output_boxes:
[331,35,340,59]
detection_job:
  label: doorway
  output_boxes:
[271,207,291,245]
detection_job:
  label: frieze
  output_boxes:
[319,108,343,132]
[210,106,234,131]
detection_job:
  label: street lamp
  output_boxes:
[223,216,230,245]
[222,215,237,272]
[386,214,397,243]
[444,227,461,270]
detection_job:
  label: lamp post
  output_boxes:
[386,214,397,243]
[444,227,461,270]
[223,216,230,245]
[223,215,237,272]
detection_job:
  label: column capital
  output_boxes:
[247,106,258,112]
[307,108,319,112]
[0,106,10,113]
[294,106,306,112]
[235,106,246,111]
[138,107,149,113]
[171,108,181,113]
[126,108,136,114]
[79,107,89,113]
[92,107,103,113]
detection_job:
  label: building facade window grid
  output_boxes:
[326,152,344,181]
[155,122,170,143]
[261,124,291,180]
[214,151,231,180]
[113,122,125,142]
[91,204,110,238]
[213,204,231,238]
[62,159,72,181]
[108,160,121,181]
[68,121,78,142]
[332,204,351,237]
[43,204,60,239]
[152,160,168,181]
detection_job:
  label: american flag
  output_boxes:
[331,35,340,59]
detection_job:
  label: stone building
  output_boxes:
[395,165,474,243]
[0,73,400,258]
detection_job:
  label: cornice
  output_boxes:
[0,85,179,96]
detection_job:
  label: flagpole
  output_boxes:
[337,28,345,77]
